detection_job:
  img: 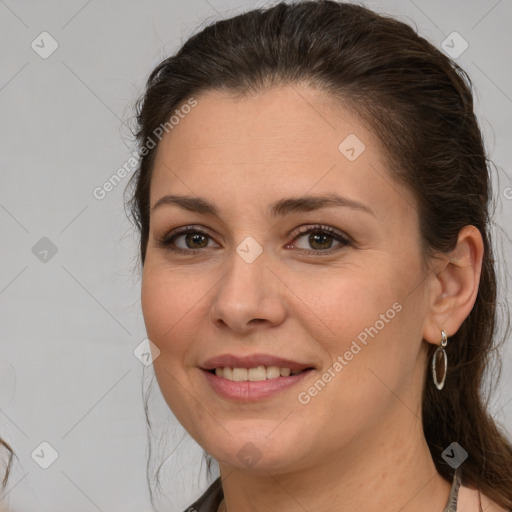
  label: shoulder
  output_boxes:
[480,491,510,512]
[458,483,510,512]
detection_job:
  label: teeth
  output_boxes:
[266,366,281,379]
[232,368,248,381]
[212,366,306,381]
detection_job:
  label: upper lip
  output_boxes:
[200,353,314,371]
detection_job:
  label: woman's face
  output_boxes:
[141,84,435,473]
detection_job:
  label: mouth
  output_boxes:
[199,353,316,401]
[205,365,314,381]
[200,353,315,379]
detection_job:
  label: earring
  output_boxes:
[432,330,448,390]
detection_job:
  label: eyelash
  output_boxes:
[155,224,352,256]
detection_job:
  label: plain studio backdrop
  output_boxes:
[0,1,511,511]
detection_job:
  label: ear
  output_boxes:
[422,225,484,345]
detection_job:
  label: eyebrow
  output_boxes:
[152,193,375,218]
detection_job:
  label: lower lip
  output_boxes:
[201,369,314,402]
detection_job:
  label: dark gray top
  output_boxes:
[183,476,222,512]
[183,467,463,512]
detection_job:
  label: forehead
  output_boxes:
[149,84,414,219]
[155,84,375,166]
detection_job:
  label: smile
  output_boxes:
[201,367,315,401]
[210,366,304,381]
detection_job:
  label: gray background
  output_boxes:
[0,0,511,511]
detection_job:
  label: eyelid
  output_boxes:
[290,224,352,243]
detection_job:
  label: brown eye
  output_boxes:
[305,232,334,250]
[288,225,351,254]
[181,232,210,249]
[156,227,219,253]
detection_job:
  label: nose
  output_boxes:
[209,246,287,334]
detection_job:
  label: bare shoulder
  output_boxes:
[458,484,510,512]
[480,491,510,512]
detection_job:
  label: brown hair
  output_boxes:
[0,437,14,497]
[125,0,512,507]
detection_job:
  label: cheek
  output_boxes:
[300,265,416,393]
[298,265,400,348]
[140,264,201,354]
[140,264,207,427]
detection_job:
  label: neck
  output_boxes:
[217,414,452,512]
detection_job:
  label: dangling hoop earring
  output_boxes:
[432,330,448,390]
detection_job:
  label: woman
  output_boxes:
[125,1,512,511]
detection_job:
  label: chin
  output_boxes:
[202,430,308,473]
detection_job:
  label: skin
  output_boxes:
[141,84,483,512]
